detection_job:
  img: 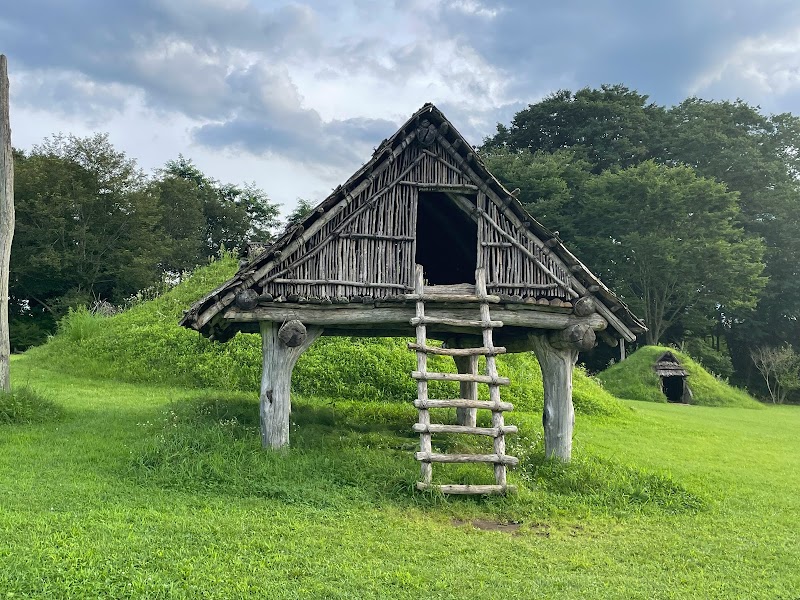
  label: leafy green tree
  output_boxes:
[483,84,667,173]
[285,198,315,225]
[481,148,592,237]
[155,156,279,269]
[574,161,766,346]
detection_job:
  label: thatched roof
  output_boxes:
[653,351,688,377]
[181,103,646,341]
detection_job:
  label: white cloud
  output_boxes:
[690,28,800,98]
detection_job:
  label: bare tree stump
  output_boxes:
[259,320,322,449]
[530,334,578,461]
[0,55,13,392]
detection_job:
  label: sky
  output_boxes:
[3,0,800,217]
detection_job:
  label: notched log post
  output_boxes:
[530,331,585,462]
[445,336,481,427]
[259,319,322,449]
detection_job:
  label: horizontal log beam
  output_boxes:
[407,343,506,356]
[415,482,517,495]
[415,452,519,466]
[403,293,501,304]
[412,423,518,436]
[271,278,412,290]
[411,371,510,385]
[223,305,608,333]
[413,398,514,411]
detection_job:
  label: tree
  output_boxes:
[10,135,166,346]
[0,55,13,391]
[481,147,592,238]
[154,156,279,271]
[751,345,800,404]
[482,84,667,173]
[285,198,315,226]
[574,161,766,346]
[665,99,800,380]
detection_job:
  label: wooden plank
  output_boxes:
[407,343,506,357]
[415,452,519,466]
[413,398,514,411]
[412,423,518,436]
[415,482,517,495]
[411,371,510,385]
[410,316,503,328]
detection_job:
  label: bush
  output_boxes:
[0,386,63,424]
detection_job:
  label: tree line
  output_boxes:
[8,85,798,401]
[481,84,799,399]
[9,133,280,349]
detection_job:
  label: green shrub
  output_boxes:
[0,386,63,424]
[598,345,760,408]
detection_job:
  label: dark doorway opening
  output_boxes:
[662,376,685,403]
[415,191,478,285]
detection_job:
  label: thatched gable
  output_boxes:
[181,103,645,343]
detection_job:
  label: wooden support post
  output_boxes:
[530,334,578,462]
[453,354,478,427]
[259,320,322,449]
[620,338,626,362]
[0,55,13,393]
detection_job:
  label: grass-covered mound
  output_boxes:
[598,346,760,408]
[28,255,626,416]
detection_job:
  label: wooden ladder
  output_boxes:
[409,265,518,495]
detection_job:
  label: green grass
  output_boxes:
[598,345,761,408]
[0,384,62,424]
[1,358,798,598]
[27,256,625,417]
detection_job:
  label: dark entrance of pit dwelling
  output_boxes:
[662,376,685,402]
[415,191,477,285]
[653,351,692,404]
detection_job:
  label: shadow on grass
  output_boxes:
[126,393,706,518]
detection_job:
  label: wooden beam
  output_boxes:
[259,321,322,449]
[0,55,13,393]
[225,304,608,332]
[530,334,578,462]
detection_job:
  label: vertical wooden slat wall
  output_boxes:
[258,140,475,300]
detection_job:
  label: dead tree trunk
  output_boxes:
[0,55,14,393]
[530,334,579,462]
[259,320,322,449]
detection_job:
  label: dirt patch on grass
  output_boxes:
[452,518,522,534]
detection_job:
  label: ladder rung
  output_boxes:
[415,452,519,466]
[407,343,506,357]
[416,482,517,495]
[410,316,503,328]
[411,371,510,385]
[414,399,514,411]
[413,423,517,436]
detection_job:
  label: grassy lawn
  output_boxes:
[2,355,799,599]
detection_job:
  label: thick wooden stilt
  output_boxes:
[259,320,322,449]
[453,354,478,427]
[530,334,578,462]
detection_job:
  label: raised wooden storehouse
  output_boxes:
[181,103,645,494]
[654,351,692,403]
